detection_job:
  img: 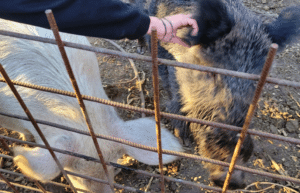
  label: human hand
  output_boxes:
[147,14,198,47]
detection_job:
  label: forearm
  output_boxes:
[0,0,150,40]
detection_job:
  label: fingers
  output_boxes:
[149,13,198,46]
[181,14,198,36]
[165,14,198,36]
[186,18,198,36]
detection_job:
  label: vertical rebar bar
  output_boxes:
[150,28,165,193]
[0,138,10,151]
[45,9,114,192]
[0,138,46,193]
[0,172,20,193]
[0,63,78,193]
[33,180,47,193]
[222,43,278,193]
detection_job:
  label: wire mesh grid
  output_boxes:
[0,9,299,193]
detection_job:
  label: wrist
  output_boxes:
[147,16,161,35]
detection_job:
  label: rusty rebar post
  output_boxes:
[0,172,20,193]
[1,24,300,192]
[45,9,114,192]
[0,168,93,193]
[0,63,77,193]
[1,79,300,146]
[0,179,51,193]
[151,28,165,193]
[1,29,300,89]
[222,44,278,193]
[33,180,47,193]
[2,133,300,186]
[65,170,148,193]
[0,138,10,151]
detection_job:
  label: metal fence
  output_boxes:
[0,9,299,193]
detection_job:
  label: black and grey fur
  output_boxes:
[151,0,300,189]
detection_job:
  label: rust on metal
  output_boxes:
[65,170,147,193]
[1,80,300,146]
[0,18,300,193]
[151,28,165,193]
[2,133,300,186]
[0,63,77,193]
[0,179,43,193]
[222,44,279,193]
[45,9,114,192]
[0,30,300,89]
[0,172,20,193]
[0,168,92,193]
[33,180,47,193]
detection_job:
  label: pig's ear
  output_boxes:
[187,0,234,47]
[13,135,75,182]
[264,5,300,51]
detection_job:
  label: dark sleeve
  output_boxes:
[0,0,150,40]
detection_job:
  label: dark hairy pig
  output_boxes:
[150,0,300,189]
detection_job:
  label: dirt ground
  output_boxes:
[0,0,300,193]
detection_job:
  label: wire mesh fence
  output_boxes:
[0,9,299,193]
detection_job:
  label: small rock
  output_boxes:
[262,0,267,3]
[263,5,270,11]
[286,120,299,133]
[270,125,278,134]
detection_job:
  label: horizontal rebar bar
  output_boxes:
[0,166,143,193]
[0,154,12,159]
[65,170,147,193]
[0,179,47,193]
[1,24,300,193]
[109,162,227,193]
[0,168,92,193]
[0,167,60,193]
[0,81,299,146]
[0,30,300,88]
[1,135,300,186]
[1,111,300,168]
[0,149,227,193]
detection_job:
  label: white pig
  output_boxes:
[0,18,182,192]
